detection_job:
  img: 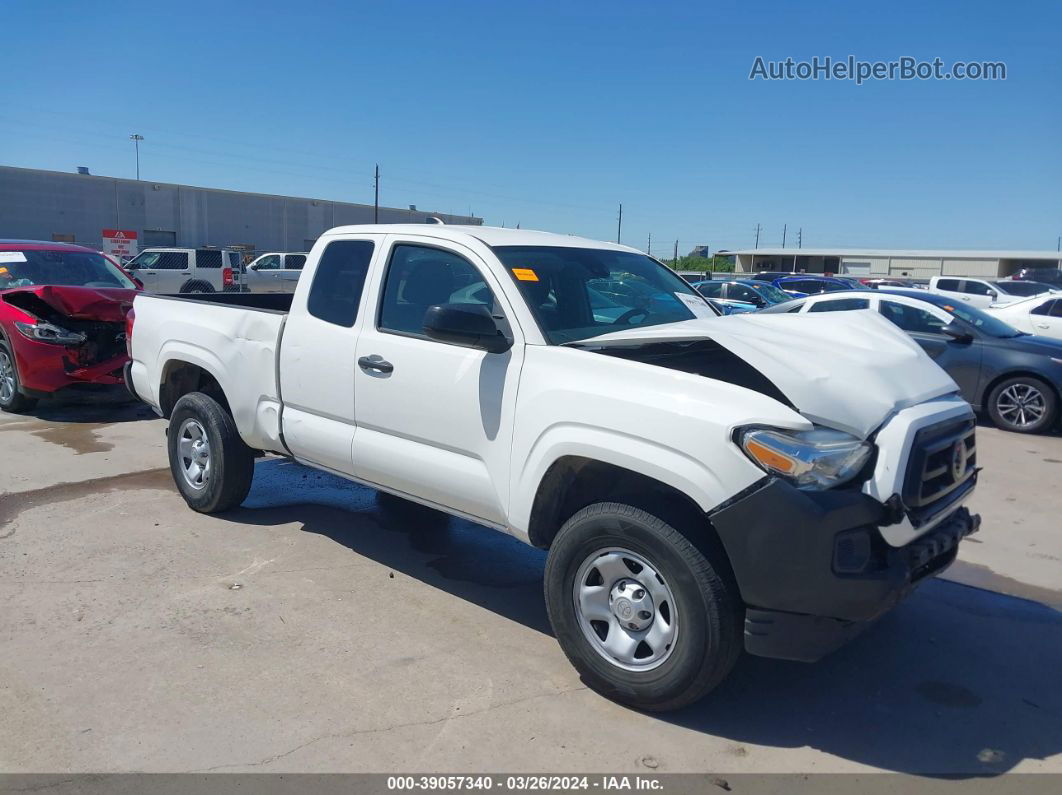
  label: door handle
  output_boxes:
[358,356,394,374]
[1035,323,1050,329]
[180,271,191,275]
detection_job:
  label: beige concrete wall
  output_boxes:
[941,258,1000,277]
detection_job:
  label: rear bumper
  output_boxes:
[710,478,980,662]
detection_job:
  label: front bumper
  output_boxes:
[710,478,980,662]
[14,336,127,397]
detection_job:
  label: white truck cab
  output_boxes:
[127,225,981,711]
[242,252,308,293]
[125,247,243,294]
[927,275,1047,308]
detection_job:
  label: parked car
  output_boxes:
[762,288,1062,433]
[691,278,795,310]
[128,224,980,711]
[926,276,1054,308]
[773,275,862,296]
[0,240,139,413]
[748,271,798,282]
[1011,266,1062,286]
[987,293,1062,341]
[861,277,920,290]
[125,247,243,294]
[242,252,308,294]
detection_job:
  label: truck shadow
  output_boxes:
[227,457,1061,776]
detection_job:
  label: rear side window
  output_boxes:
[808,297,870,312]
[306,240,375,327]
[936,278,961,291]
[696,282,722,297]
[196,250,223,269]
[286,255,307,270]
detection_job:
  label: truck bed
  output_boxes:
[129,292,289,452]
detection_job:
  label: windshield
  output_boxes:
[0,249,136,290]
[747,282,792,303]
[494,246,713,344]
[937,300,1025,338]
[993,280,1052,297]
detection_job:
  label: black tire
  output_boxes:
[181,280,215,294]
[544,502,743,711]
[986,375,1058,434]
[167,392,254,512]
[0,340,38,414]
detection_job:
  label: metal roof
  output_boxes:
[719,247,1062,260]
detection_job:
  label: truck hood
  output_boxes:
[574,312,960,438]
[1,285,137,322]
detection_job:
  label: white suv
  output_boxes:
[126,248,243,294]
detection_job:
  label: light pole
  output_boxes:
[129,134,144,180]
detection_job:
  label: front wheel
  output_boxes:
[0,341,37,414]
[987,376,1058,434]
[167,392,255,512]
[544,502,742,711]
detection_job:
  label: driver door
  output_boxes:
[351,237,524,525]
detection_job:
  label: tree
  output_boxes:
[669,255,734,273]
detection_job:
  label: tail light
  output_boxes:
[125,306,136,356]
[223,267,234,288]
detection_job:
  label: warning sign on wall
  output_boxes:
[102,229,138,263]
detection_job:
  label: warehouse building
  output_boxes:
[0,165,481,255]
[720,247,1062,279]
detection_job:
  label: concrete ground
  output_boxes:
[1,398,1059,775]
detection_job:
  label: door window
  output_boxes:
[286,255,307,270]
[808,297,870,312]
[727,284,762,304]
[306,240,375,327]
[255,255,282,270]
[1032,299,1062,318]
[936,278,961,291]
[130,251,188,270]
[961,280,992,296]
[696,282,723,297]
[879,301,948,334]
[379,244,497,336]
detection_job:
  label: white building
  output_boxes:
[720,248,1062,279]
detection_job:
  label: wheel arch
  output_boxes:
[159,358,232,418]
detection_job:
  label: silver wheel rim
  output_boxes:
[996,383,1046,428]
[0,350,16,404]
[176,418,212,490]
[573,547,678,671]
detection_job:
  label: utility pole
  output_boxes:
[754,223,762,249]
[798,228,803,248]
[129,134,144,180]
[617,203,623,244]
[373,164,380,223]
[782,223,787,247]
[647,232,651,255]
[673,239,678,265]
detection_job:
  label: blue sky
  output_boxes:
[2,0,1059,254]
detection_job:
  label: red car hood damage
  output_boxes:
[1,285,137,321]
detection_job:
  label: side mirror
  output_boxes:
[988,290,998,299]
[423,303,512,354]
[941,322,973,343]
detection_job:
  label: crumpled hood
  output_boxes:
[2,285,137,322]
[581,311,960,438]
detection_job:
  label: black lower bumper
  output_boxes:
[123,360,141,402]
[710,478,980,662]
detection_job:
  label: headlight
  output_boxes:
[738,426,872,490]
[14,321,87,346]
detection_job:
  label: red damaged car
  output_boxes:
[0,240,140,413]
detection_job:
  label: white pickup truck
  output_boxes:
[127,224,981,711]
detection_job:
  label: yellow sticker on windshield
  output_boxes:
[0,267,8,274]
[512,268,539,282]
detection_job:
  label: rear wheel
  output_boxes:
[987,376,1058,434]
[544,502,742,711]
[0,341,37,414]
[167,392,254,512]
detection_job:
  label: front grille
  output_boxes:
[903,417,977,522]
